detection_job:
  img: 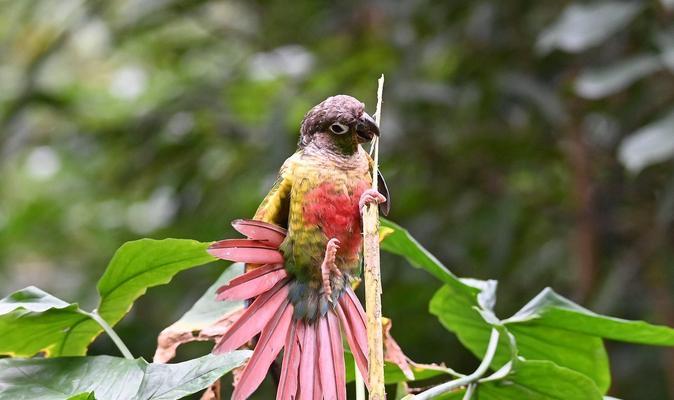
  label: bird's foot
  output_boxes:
[359,188,387,216]
[321,238,340,300]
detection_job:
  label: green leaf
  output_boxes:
[96,238,216,325]
[429,283,514,367]
[0,286,92,357]
[389,215,674,395]
[135,353,249,400]
[380,219,478,299]
[0,239,217,357]
[504,325,609,393]
[0,352,250,400]
[477,360,602,399]
[0,356,144,400]
[504,288,674,346]
[66,239,215,356]
[432,286,674,394]
[430,284,611,393]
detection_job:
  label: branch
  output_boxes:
[362,75,386,400]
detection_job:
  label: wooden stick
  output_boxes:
[363,74,386,400]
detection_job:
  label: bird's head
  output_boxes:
[298,95,379,155]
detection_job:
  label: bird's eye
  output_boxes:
[329,122,348,134]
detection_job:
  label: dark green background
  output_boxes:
[1,0,673,398]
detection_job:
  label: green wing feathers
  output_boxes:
[253,154,299,228]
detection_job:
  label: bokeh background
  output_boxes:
[1,0,674,398]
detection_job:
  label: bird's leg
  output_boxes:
[359,188,387,216]
[321,238,340,299]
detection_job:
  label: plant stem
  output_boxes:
[413,328,500,400]
[86,309,134,360]
[362,74,386,400]
[462,383,476,400]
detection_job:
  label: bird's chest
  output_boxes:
[300,173,370,258]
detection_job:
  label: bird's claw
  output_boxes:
[359,188,387,216]
[321,238,340,299]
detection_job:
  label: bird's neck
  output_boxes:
[306,131,358,154]
[303,133,362,168]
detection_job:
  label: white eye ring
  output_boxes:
[329,122,348,135]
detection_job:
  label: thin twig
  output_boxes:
[412,328,500,400]
[362,74,386,400]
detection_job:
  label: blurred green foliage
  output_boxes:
[1,0,674,398]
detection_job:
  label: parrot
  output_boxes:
[207,95,389,400]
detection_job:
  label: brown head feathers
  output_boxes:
[298,95,378,150]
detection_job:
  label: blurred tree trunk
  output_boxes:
[566,110,597,302]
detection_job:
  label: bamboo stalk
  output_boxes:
[363,74,386,400]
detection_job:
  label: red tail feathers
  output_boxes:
[232,300,294,400]
[208,239,284,264]
[276,323,300,399]
[231,219,287,247]
[216,263,287,301]
[209,219,369,400]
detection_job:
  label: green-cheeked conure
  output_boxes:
[207,95,389,400]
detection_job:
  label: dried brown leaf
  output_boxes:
[382,317,415,380]
[200,378,221,400]
[153,308,245,363]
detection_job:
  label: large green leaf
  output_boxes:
[0,239,216,357]
[431,283,610,393]
[431,285,674,394]
[63,239,215,356]
[390,206,674,395]
[135,353,249,400]
[96,238,216,325]
[504,324,608,393]
[0,352,250,400]
[0,287,92,357]
[429,284,517,373]
[478,360,603,399]
[504,288,674,346]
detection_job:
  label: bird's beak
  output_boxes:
[355,112,379,143]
